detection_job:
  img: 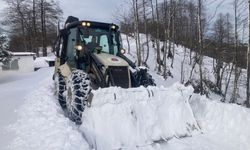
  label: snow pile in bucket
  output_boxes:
[80,83,200,149]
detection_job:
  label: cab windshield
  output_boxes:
[79,28,120,55]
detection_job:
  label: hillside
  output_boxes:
[122,34,247,104]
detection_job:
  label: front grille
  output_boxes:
[109,66,129,88]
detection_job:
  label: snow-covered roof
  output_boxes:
[12,52,36,56]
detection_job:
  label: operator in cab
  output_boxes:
[86,36,99,52]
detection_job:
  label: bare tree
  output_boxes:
[213,13,227,92]
[155,0,161,72]
[162,0,168,79]
[32,0,38,55]
[170,0,176,68]
[132,0,142,66]
[198,0,204,95]
[223,13,234,101]
[2,0,62,55]
[246,0,250,107]
[40,0,47,56]
[142,0,150,64]
[231,0,242,103]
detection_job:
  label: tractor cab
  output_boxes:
[54,17,131,89]
[55,17,123,70]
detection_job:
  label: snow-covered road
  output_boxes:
[0,68,52,149]
[1,68,250,150]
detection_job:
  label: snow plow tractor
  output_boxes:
[53,16,155,124]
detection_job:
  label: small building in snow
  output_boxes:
[7,52,36,72]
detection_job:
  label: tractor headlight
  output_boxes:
[120,49,126,54]
[82,22,91,27]
[75,45,83,51]
[111,25,116,29]
[82,22,87,26]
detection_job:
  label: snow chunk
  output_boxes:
[80,83,200,149]
[34,57,50,68]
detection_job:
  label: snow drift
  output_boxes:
[190,95,250,149]
[80,83,200,149]
[6,69,250,150]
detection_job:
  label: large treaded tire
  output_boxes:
[134,68,156,87]
[141,73,156,87]
[58,73,67,109]
[66,70,91,124]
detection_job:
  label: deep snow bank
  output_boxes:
[80,83,200,149]
[190,95,250,149]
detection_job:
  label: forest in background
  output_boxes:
[0,0,62,56]
[117,0,250,107]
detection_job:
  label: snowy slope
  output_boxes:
[122,34,247,104]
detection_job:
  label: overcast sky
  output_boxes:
[0,0,126,26]
[0,0,244,31]
[59,0,125,24]
[0,0,234,21]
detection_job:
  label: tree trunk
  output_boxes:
[163,0,168,79]
[32,0,38,56]
[133,0,141,66]
[150,0,158,70]
[246,0,250,107]
[231,0,240,103]
[155,0,161,72]
[224,64,234,101]
[41,0,47,56]
[181,47,187,83]
[16,2,27,52]
[171,0,175,68]
[143,0,150,64]
[198,0,204,95]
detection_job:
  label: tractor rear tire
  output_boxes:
[66,70,91,125]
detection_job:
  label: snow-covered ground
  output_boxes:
[0,69,52,149]
[0,34,250,150]
[1,67,250,150]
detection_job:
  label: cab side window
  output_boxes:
[66,28,77,67]
[99,35,109,53]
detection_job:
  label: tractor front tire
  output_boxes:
[58,73,67,109]
[66,70,91,125]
